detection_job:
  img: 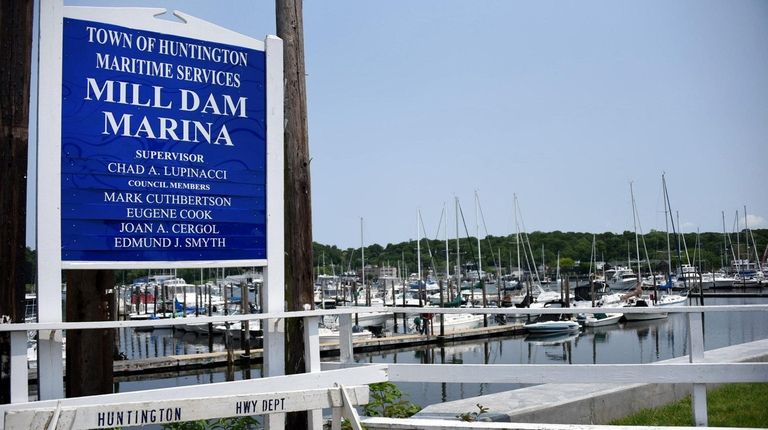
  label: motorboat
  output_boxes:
[581,312,623,327]
[525,331,580,344]
[435,313,485,334]
[318,326,373,344]
[605,266,638,290]
[700,271,735,289]
[523,317,580,334]
[655,293,688,307]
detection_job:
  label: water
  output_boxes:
[114,295,768,409]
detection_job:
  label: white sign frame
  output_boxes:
[35,2,285,400]
[39,5,283,271]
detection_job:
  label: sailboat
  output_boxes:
[655,174,689,306]
[621,182,667,321]
[580,235,623,326]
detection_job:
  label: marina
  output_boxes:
[21,294,764,411]
[2,2,767,429]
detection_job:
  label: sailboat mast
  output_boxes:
[444,202,450,295]
[663,174,672,283]
[722,211,728,269]
[627,242,631,268]
[744,205,750,266]
[515,195,521,282]
[735,210,741,269]
[416,210,421,284]
[360,217,365,304]
[745,206,762,272]
[630,182,642,281]
[678,211,690,266]
[475,192,482,284]
[455,197,461,291]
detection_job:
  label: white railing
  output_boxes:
[1,304,768,430]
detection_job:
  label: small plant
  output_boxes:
[456,403,489,422]
[162,416,259,430]
[363,382,421,419]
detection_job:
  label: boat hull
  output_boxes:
[623,312,667,321]
[582,313,623,327]
[524,320,580,334]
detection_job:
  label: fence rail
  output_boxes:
[2,304,768,429]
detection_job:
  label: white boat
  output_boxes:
[655,293,688,307]
[622,298,668,321]
[212,319,262,339]
[581,312,623,327]
[700,271,735,289]
[435,313,485,334]
[525,331,580,344]
[524,318,580,334]
[673,264,703,289]
[529,288,562,308]
[318,326,373,344]
[323,306,389,328]
[605,266,638,290]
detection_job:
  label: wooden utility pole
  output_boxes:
[0,0,34,405]
[65,270,114,397]
[276,0,314,428]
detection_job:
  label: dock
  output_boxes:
[25,322,527,381]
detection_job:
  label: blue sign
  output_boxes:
[61,18,267,262]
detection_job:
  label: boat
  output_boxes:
[700,271,735,289]
[523,316,580,334]
[528,287,562,308]
[674,264,702,289]
[524,331,580,344]
[212,319,262,339]
[605,266,638,290]
[655,292,688,307]
[323,304,389,328]
[523,301,580,334]
[622,298,668,321]
[581,312,623,327]
[435,313,485,334]
[318,326,373,343]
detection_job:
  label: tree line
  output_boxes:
[21,229,766,285]
[313,229,768,278]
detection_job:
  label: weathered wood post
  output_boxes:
[0,0,33,405]
[65,270,114,397]
[276,0,315,427]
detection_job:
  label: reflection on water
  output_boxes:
[119,327,227,359]
[116,296,768,408]
[338,296,768,407]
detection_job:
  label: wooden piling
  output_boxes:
[65,270,115,397]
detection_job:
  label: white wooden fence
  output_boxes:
[1,304,767,429]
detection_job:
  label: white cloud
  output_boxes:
[746,214,767,228]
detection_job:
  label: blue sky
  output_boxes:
[32,0,768,249]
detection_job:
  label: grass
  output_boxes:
[610,383,768,428]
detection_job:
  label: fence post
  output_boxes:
[339,314,354,363]
[10,331,28,403]
[303,316,322,430]
[687,312,707,426]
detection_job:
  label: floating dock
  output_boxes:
[102,322,525,378]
